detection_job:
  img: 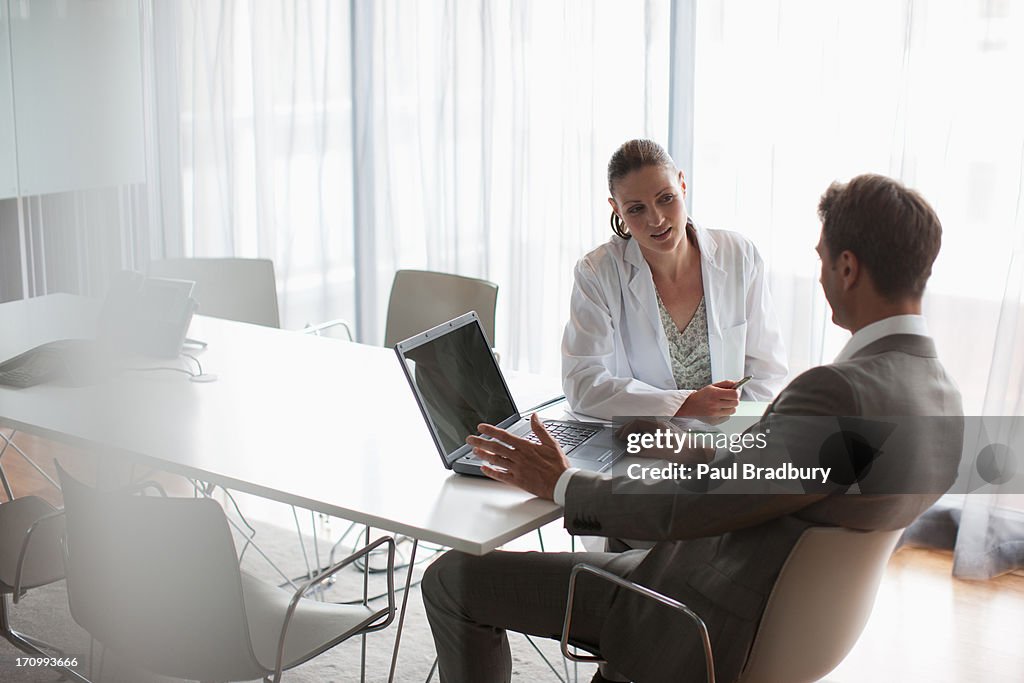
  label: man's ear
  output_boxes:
[838,250,860,291]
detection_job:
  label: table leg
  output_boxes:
[572,535,577,683]
[387,538,419,682]
[361,525,370,683]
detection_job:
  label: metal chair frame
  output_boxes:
[560,563,716,683]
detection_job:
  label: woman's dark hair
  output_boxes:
[607,139,677,239]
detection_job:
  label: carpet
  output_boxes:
[0,514,597,682]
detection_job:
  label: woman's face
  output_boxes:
[609,165,689,256]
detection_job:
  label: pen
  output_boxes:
[733,375,753,389]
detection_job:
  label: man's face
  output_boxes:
[816,230,843,327]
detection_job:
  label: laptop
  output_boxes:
[0,273,198,388]
[395,312,626,476]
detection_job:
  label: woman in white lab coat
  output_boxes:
[562,139,788,420]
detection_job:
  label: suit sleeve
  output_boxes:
[740,241,789,401]
[564,365,857,540]
[561,258,689,419]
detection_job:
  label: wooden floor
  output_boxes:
[4,429,1024,682]
[827,547,1024,682]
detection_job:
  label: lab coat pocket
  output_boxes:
[721,321,747,380]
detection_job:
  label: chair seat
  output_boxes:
[0,496,64,592]
[240,571,378,672]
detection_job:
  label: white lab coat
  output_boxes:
[561,224,788,419]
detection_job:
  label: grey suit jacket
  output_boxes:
[564,334,963,683]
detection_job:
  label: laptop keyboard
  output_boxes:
[524,420,601,454]
[0,366,57,388]
[0,346,68,388]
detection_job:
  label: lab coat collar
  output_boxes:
[623,232,647,271]
[691,221,724,273]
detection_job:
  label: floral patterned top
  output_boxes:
[657,294,712,391]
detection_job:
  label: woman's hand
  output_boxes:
[675,380,740,420]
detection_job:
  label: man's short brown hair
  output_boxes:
[818,174,942,300]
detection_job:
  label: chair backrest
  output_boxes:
[384,269,498,347]
[57,466,264,681]
[148,258,281,328]
[0,496,63,592]
[738,526,903,683]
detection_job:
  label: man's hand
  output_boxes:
[465,413,570,501]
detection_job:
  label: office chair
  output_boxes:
[56,464,396,683]
[0,495,90,683]
[561,526,904,683]
[383,269,499,347]
[148,256,354,338]
[148,257,282,328]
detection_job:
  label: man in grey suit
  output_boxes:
[422,174,964,683]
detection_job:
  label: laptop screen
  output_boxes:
[398,316,518,459]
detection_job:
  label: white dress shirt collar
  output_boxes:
[834,314,929,362]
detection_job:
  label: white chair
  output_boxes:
[57,464,396,683]
[562,526,903,683]
[384,269,498,347]
[1,495,89,683]
[148,257,353,338]
[148,257,282,328]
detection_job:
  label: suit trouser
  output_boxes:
[422,548,647,683]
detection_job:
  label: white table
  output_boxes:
[0,294,564,555]
[2,293,576,680]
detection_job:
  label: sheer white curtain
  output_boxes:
[352,0,671,372]
[156,0,672,375]
[690,0,1024,578]
[161,0,356,330]
[957,196,1024,579]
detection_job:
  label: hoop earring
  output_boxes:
[610,211,630,240]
